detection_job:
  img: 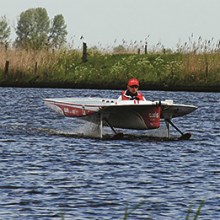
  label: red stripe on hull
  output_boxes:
[56,104,96,117]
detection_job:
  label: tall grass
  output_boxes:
[122,199,205,220]
[0,39,220,91]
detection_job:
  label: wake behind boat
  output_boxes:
[44,97,197,140]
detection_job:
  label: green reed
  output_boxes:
[0,40,220,91]
[122,199,205,220]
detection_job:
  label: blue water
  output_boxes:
[0,87,219,219]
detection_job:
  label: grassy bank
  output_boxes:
[0,48,220,92]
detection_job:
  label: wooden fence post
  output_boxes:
[204,54,209,80]
[34,62,38,75]
[144,44,148,54]
[82,42,88,62]
[4,60,9,75]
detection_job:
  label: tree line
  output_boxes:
[0,7,68,50]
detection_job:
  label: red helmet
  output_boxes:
[127,78,139,87]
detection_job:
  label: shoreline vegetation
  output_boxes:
[0,8,219,92]
[0,46,220,92]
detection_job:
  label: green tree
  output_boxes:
[0,16,10,47]
[15,8,50,49]
[49,14,67,49]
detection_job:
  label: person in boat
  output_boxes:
[118,78,146,101]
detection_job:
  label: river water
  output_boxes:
[0,87,219,220]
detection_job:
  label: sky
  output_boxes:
[1,0,220,50]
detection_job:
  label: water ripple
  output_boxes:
[0,88,219,219]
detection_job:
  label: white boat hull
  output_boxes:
[44,97,197,130]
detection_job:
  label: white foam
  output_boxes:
[77,121,102,138]
[145,125,169,138]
